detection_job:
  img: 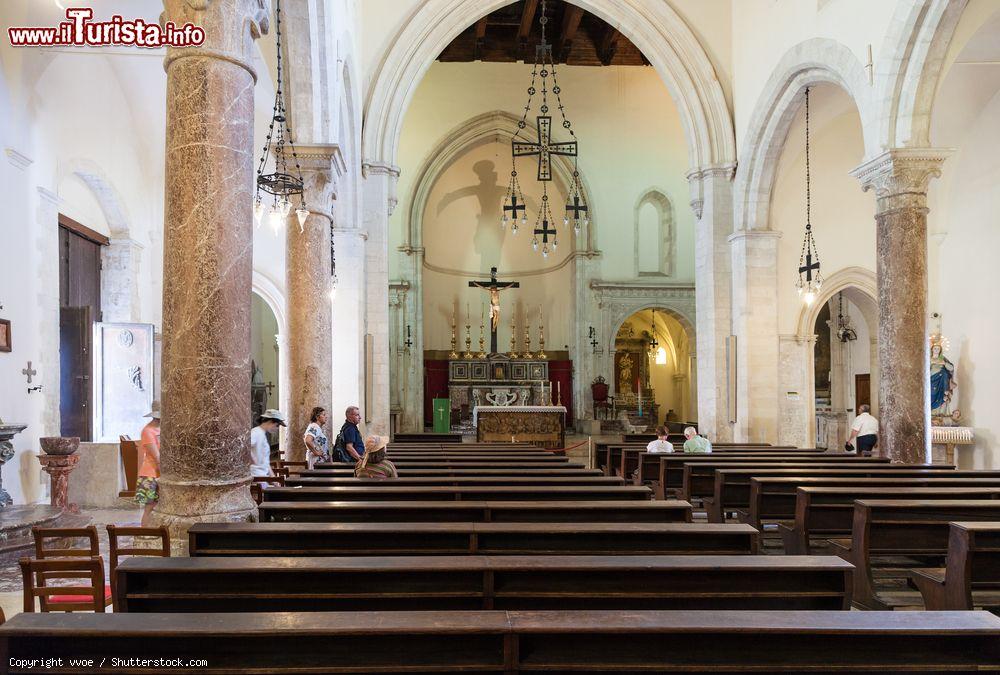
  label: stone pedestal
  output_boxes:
[285,145,341,461]
[852,149,950,464]
[154,0,270,540]
[38,454,81,512]
[0,422,28,508]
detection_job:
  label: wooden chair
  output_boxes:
[591,378,612,420]
[32,525,112,609]
[20,557,107,613]
[119,435,140,498]
[106,525,170,606]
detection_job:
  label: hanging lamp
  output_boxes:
[796,87,823,305]
[836,293,858,343]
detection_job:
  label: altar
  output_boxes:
[474,405,566,449]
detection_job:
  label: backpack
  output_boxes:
[331,423,352,464]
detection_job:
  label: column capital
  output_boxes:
[296,144,345,221]
[851,148,952,200]
[162,0,270,80]
[686,163,736,219]
[727,228,782,244]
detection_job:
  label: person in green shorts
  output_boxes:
[682,426,712,453]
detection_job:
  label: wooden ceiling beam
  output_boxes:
[598,24,622,66]
[515,0,540,59]
[556,6,584,62]
[473,16,489,60]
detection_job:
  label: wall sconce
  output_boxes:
[589,326,603,355]
[404,324,413,352]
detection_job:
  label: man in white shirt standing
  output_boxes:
[251,409,286,478]
[646,427,674,454]
[848,405,879,455]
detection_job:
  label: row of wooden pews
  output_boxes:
[3,437,1000,672]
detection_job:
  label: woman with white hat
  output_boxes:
[137,401,161,526]
[355,435,398,480]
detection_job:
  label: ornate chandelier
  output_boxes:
[253,0,309,234]
[796,87,823,305]
[647,310,659,357]
[501,0,588,258]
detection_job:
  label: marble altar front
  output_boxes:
[474,405,566,449]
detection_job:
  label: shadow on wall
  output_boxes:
[436,160,537,269]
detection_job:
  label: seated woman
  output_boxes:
[355,435,398,479]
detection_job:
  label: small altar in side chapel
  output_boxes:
[444,267,567,449]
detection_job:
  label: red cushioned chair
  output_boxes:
[31,525,112,610]
[20,556,107,613]
[591,377,613,420]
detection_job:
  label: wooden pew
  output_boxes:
[285,476,627,487]
[6,610,1000,672]
[301,468,606,478]
[114,554,853,613]
[261,485,654,502]
[596,443,809,476]
[780,487,1000,554]
[631,449,830,486]
[351,454,572,463]
[188,522,759,556]
[257,499,693,524]
[749,476,1000,531]
[655,454,881,499]
[912,522,1000,611]
[701,464,944,518]
[315,460,582,469]
[391,433,464,443]
[840,500,1000,609]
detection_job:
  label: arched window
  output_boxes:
[634,190,674,277]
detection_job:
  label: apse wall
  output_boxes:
[391,61,695,288]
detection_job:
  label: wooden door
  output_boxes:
[855,373,871,414]
[60,306,92,439]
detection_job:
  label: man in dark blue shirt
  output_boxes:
[340,406,364,461]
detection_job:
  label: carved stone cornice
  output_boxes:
[296,144,344,221]
[685,163,736,219]
[5,148,32,171]
[851,148,952,204]
[727,229,782,244]
[162,0,269,80]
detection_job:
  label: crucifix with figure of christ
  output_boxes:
[469,267,520,354]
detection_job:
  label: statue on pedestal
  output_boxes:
[930,335,960,424]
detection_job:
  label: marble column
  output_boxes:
[688,165,735,442]
[361,162,399,435]
[154,0,269,536]
[285,145,340,461]
[852,149,950,464]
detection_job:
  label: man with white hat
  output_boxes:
[250,409,286,479]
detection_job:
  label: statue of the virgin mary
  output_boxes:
[930,335,957,420]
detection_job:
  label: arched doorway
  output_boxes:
[611,307,694,432]
[250,292,281,420]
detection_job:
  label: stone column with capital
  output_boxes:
[851,149,950,463]
[154,0,269,538]
[285,144,342,461]
[688,165,736,442]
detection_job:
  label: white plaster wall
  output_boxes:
[731,0,898,152]
[391,62,694,284]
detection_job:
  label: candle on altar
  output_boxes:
[637,379,643,416]
[557,380,561,405]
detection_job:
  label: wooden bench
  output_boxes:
[285,476,626,487]
[596,444,808,476]
[702,464,949,520]
[257,499,692,523]
[315,461,583,470]
[301,468,606,477]
[839,500,1000,609]
[630,450,831,487]
[188,522,759,556]
[363,454,572,463]
[779,487,1000,554]
[748,476,1000,531]
[261,485,654,502]
[655,454,882,499]
[911,522,1000,611]
[391,433,464,443]
[114,554,852,613]
[6,610,999,672]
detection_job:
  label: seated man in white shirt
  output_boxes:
[848,405,879,455]
[250,409,286,481]
[646,426,674,453]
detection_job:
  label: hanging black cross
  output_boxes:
[512,116,577,181]
[799,251,820,282]
[503,193,526,221]
[566,194,588,220]
[534,219,557,245]
[468,267,520,354]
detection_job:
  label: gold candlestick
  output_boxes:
[523,325,534,359]
[537,323,547,360]
[449,314,459,360]
[508,318,519,358]
[464,323,473,359]
[477,322,487,359]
